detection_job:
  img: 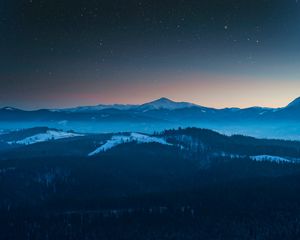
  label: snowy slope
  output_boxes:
[8,130,83,145]
[88,133,171,156]
[250,155,292,163]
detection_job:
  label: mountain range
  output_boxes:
[58,96,300,112]
[59,97,199,112]
[1,97,300,139]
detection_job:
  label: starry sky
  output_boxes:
[1,0,300,109]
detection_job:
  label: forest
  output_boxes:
[1,128,300,239]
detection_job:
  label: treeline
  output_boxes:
[162,127,300,158]
[2,173,300,239]
[1,128,300,239]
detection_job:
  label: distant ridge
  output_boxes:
[2,96,300,139]
[2,96,300,112]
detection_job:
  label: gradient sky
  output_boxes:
[1,0,300,109]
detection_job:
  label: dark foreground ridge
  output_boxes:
[1,127,300,239]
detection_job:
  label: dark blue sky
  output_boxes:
[1,0,300,109]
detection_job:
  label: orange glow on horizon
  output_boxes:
[6,72,300,110]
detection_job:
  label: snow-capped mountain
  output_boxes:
[3,96,300,114]
[137,97,199,111]
[57,97,199,112]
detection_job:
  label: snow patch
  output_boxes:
[212,152,243,158]
[130,133,170,145]
[1,107,19,111]
[250,155,292,163]
[88,133,171,156]
[8,130,83,145]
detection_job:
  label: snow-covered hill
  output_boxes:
[88,133,171,156]
[8,130,83,145]
[2,127,300,165]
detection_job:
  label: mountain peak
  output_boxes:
[158,97,171,101]
[151,97,174,103]
[286,97,300,108]
[139,97,198,110]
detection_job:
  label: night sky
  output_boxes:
[1,0,300,109]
